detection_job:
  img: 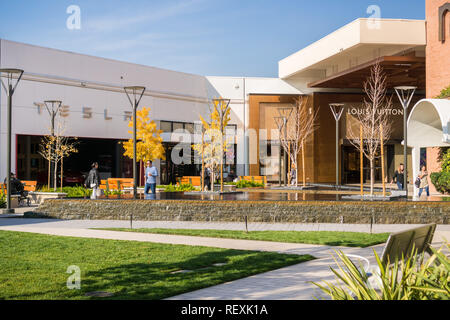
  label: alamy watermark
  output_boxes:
[66,265,81,290]
[366,5,381,29]
[66,5,81,30]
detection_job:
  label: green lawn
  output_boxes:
[99,228,389,248]
[0,230,313,300]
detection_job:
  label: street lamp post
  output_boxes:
[395,86,416,198]
[124,86,146,199]
[0,68,24,214]
[329,104,345,189]
[44,100,63,190]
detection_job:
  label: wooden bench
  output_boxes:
[177,176,201,187]
[238,176,267,186]
[22,181,37,192]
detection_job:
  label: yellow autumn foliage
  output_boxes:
[122,107,165,162]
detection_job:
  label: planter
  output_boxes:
[213,184,236,192]
[29,192,68,205]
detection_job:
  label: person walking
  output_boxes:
[204,166,211,191]
[418,165,430,198]
[85,162,100,200]
[391,164,405,190]
[144,160,158,195]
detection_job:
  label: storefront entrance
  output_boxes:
[342,144,395,185]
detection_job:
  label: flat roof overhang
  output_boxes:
[279,18,426,83]
[307,55,425,89]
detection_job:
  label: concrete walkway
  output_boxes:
[0,217,448,300]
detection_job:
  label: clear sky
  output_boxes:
[0,0,425,77]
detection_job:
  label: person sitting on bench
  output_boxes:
[3,173,26,197]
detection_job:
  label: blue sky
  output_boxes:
[0,0,425,77]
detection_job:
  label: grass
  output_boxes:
[98,228,390,248]
[0,230,313,300]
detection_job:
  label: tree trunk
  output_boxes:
[61,158,63,192]
[370,158,374,196]
[48,157,51,189]
[302,141,306,187]
[53,160,58,192]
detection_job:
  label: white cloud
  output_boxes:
[85,0,207,33]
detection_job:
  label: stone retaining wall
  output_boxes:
[33,199,450,224]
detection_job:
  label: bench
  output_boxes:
[346,224,437,290]
[22,181,37,192]
[177,176,201,187]
[238,176,267,186]
[0,183,23,208]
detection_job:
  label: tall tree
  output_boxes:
[122,107,165,183]
[193,98,231,192]
[348,63,393,195]
[277,96,318,187]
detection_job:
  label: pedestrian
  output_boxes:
[391,163,405,190]
[204,166,211,191]
[144,160,158,195]
[290,164,297,186]
[85,162,100,200]
[417,165,430,198]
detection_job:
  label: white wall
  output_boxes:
[0,39,303,180]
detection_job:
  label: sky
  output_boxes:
[0,0,425,78]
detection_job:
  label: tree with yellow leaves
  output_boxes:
[193,98,231,192]
[122,107,165,185]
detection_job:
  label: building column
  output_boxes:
[411,146,421,197]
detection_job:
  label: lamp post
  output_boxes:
[0,68,24,214]
[44,100,63,190]
[329,103,345,189]
[395,86,416,198]
[124,86,146,199]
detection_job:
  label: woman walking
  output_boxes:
[85,162,100,200]
[418,165,430,198]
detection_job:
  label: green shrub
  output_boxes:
[38,186,91,198]
[236,180,264,188]
[436,85,450,99]
[0,193,5,209]
[431,172,450,194]
[163,184,195,192]
[312,242,450,300]
[430,149,450,194]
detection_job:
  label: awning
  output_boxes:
[407,99,450,148]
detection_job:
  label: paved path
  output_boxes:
[0,217,448,300]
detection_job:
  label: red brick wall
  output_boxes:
[426,0,450,98]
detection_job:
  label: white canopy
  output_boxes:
[407,99,450,195]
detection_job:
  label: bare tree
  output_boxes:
[348,63,393,195]
[39,121,78,191]
[277,96,318,187]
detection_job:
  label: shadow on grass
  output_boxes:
[81,250,314,300]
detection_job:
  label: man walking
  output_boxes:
[85,162,100,200]
[145,160,158,195]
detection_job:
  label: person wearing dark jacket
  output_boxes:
[4,173,25,196]
[85,162,100,199]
